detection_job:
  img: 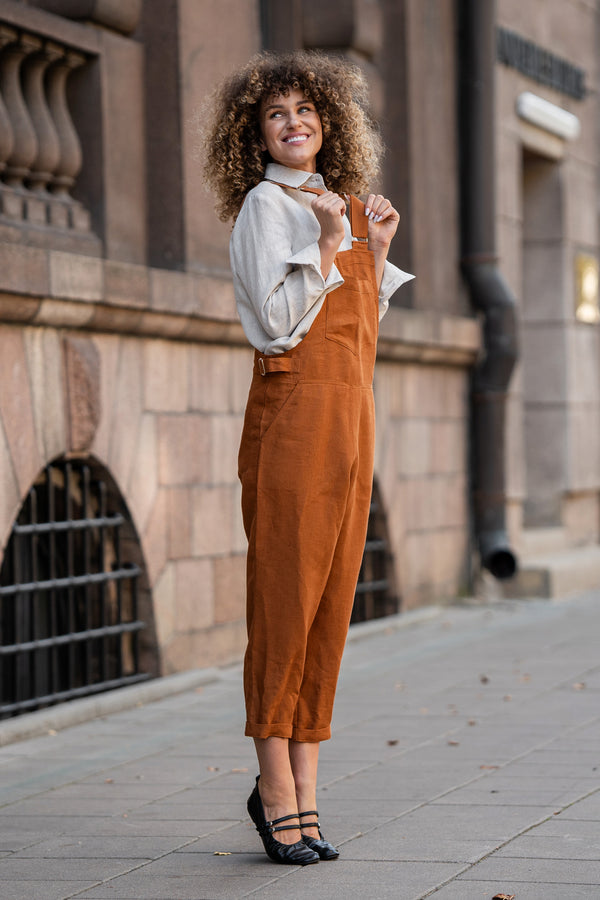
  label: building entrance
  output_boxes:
[521,149,566,526]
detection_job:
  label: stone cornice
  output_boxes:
[0,248,481,365]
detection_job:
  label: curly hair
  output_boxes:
[203,51,383,221]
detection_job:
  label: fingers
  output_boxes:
[364,194,394,223]
[311,191,346,217]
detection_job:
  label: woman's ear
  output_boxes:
[259,138,267,152]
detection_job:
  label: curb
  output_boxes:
[0,605,444,748]
[0,667,220,748]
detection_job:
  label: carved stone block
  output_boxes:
[63,335,101,452]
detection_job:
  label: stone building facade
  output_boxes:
[0,0,598,711]
[495,0,600,595]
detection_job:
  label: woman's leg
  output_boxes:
[289,740,320,839]
[253,736,300,845]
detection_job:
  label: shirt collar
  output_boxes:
[264,163,326,190]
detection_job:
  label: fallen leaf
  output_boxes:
[104,778,114,784]
[122,813,128,818]
[480,765,499,770]
[387,739,399,746]
[492,893,515,899]
[503,694,512,702]
[206,766,220,771]
[573,682,586,690]
[447,740,460,746]
[48,729,57,736]
[195,686,204,694]
[214,851,232,856]
[419,707,429,715]
[231,767,248,773]
[395,682,405,691]
[468,719,477,726]
[519,673,531,683]
[480,674,490,684]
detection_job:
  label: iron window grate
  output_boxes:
[0,460,150,719]
[351,483,399,624]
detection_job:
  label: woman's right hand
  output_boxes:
[312,191,346,279]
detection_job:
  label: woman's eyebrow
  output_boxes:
[263,99,312,113]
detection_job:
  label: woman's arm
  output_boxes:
[364,193,401,289]
[311,191,347,279]
[230,189,344,340]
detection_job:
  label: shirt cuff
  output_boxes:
[379,260,415,304]
[286,242,345,291]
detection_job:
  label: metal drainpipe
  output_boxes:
[459,0,518,580]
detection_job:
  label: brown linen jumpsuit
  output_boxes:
[238,187,379,743]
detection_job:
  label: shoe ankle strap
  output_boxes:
[299,810,319,818]
[258,811,301,837]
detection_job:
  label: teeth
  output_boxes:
[285,135,308,143]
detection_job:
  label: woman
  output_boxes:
[204,51,413,866]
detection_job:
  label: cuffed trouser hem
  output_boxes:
[291,724,331,742]
[245,721,293,739]
[245,721,331,742]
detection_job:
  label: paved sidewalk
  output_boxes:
[1,593,600,900]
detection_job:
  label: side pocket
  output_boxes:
[259,377,300,439]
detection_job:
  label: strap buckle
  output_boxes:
[258,357,266,376]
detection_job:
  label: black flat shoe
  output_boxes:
[247,776,319,866]
[299,809,340,860]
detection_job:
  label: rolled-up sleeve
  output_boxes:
[231,191,343,341]
[378,260,415,320]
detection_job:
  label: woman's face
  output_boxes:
[259,88,323,173]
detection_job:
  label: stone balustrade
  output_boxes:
[0,19,91,232]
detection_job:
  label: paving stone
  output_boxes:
[342,829,499,864]
[493,832,600,860]
[0,857,150,881]
[532,816,600,838]
[0,882,95,900]
[554,790,600,819]
[423,882,595,900]
[11,835,196,859]
[77,872,280,899]
[244,860,465,899]
[459,855,600,883]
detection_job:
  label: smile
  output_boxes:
[283,135,309,144]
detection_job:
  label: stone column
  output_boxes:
[0,27,16,174]
[0,34,41,208]
[0,26,17,218]
[23,42,63,193]
[47,50,85,197]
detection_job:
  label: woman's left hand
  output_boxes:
[364,194,400,248]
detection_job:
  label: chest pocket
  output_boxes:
[325,285,362,356]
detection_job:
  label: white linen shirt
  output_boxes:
[229,163,414,355]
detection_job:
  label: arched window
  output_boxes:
[0,457,157,719]
[352,479,399,623]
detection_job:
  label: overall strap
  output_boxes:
[264,179,368,242]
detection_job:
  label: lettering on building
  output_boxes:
[497,27,586,101]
